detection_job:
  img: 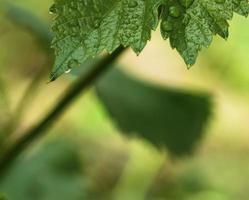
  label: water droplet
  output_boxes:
[94,20,100,28]
[128,1,138,8]
[169,6,181,18]
[65,68,72,74]
[49,4,57,14]
[161,21,173,32]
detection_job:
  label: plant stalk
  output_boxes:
[0,46,126,177]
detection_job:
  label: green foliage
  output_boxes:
[50,0,162,80]
[0,194,7,200]
[50,0,249,80]
[0,140,86,200]
[161,0,249,65]
[96,68,212,155]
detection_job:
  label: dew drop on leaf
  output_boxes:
[94,19,100,28]
[49,4,57,14]
[169,6,181,18]
[161,21,173,32]
[50,0,249,80]
[128,1,138,8]
[65,69,72,74]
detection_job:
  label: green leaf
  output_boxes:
[160,0,249,65]
[0,193,7,200]
[50,0,162,80]
[96,68,212,155]
[51,0,249,80]
[0,139,86,200]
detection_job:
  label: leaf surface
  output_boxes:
[96,68,212,155]
[160,0,249,65]
[50,0,161,80]
[51,0,249,80]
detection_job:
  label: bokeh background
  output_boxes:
[0,0,249,199]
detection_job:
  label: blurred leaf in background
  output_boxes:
[0,193,7,200]
[0,138,87,200]
[3,2,52,51]
[0,2,54,141]
[96,68,212,155]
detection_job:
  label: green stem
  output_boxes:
[0,46,126,177]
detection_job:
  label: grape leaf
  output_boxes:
[50,0,162,80]
[50,0,249,80]
[160,0,249,65]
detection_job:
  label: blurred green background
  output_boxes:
[0,0,249,199]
